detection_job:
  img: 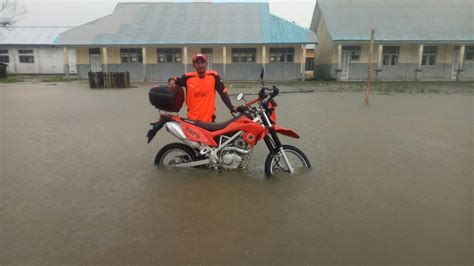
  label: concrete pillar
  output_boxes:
[11,49,18,73]
[376,44,383,81]
[142,47,147,82]
[459,45,466,69]
[415,44,424,81]
[262,45,266,73]
[34,48,41,74]
[417,44,424,67]
[336,44,342,79]
[63,47,70,79]
[377,44,383,68]
[457,45,466,81]
[102,47,108,73]
[301,44,306,81]
[183,46,188,73]
[223,46,226,79]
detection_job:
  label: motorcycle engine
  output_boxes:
[219,136,251,170]
[221,152,243,169]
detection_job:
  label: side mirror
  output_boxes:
[260,68,265,79]
[236,93,244,101]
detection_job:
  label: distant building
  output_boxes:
[54,2,317,81]
[310,0,474,81]
[0,26,77,75]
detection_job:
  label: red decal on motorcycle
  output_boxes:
[180,122,218,146]
[184,127,201,139]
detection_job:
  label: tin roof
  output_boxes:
[0,26,72,45]
[54,2,317,46]
[312,0,474,43]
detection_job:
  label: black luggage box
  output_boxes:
[148,85,184,112]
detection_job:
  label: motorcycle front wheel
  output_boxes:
[154,143,197,167]
[264,145,311,176]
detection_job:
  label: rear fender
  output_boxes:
[274,125,300,139]
[146,121,166,143]
[146,114,173,143]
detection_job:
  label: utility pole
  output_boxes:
[366,29,375,106]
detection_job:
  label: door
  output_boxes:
[341,51,351,80]
[451,48,460,79]
[201,48,213,70]
[90,54,102,72]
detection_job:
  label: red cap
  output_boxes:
[192,53,207,63]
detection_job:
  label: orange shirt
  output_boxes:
[176,71,232,123]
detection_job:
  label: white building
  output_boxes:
[0,26,77,74]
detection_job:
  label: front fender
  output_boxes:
[274,125,300,139]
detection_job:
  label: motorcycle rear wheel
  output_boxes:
[155,143,197,167]
[264,145,311,176]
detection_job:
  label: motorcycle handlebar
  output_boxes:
[245,98,259,107]
[243,86,279,109]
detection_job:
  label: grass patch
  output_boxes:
[41,76,77,82]
[0,76,23,83]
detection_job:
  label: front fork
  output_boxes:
[263,129,295,174]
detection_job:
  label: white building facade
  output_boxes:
[0,26,77,74]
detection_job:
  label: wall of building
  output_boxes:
[76,48,90,64]
[313,17,336,79]
[462,59,474,80]
[376,44,473,81]
[104,47,121,64]
[4,47,76,74]
[74,44,308,81]
[317,41,474,81]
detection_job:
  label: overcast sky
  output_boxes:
[16,0,317,29]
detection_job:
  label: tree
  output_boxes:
[0,0,27,26]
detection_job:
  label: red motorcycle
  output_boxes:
[147,71,310,176]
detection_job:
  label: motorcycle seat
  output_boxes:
[182,116,242,131]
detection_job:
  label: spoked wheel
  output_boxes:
[154,143,197,167]
[264,145,311,176]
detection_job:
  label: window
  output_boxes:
[120,48,143,63]
[157,48,181,63]
[422,46,437,66]
[0,49,9,63]
[465,46,474,60]
[305,58,314,71]
[382,46,400,66]
[270,48,294,63]
[18,49,34,63]
[342,46,361,61]
[89,48,101,54]
[232,48,256,63]
[201,48,212,54]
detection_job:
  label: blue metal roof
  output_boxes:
[314,0,474,43]
[0,26,72,45]
[54,2,317,46]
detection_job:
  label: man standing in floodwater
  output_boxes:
[169,53,237,122]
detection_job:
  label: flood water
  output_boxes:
[1,82,472,264]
